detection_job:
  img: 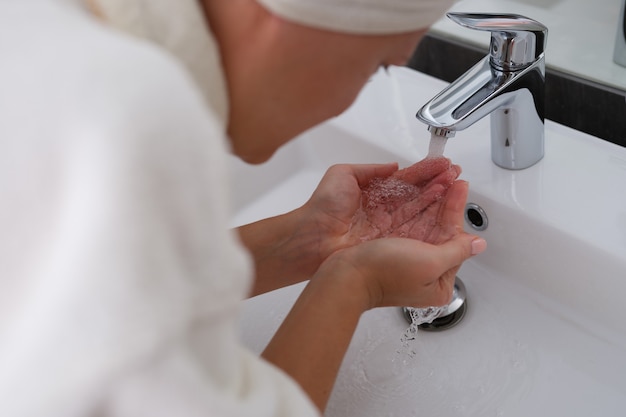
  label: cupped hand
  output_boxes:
[301,157,487,308]
[302,157,462,259]
[317,171,485,308]
[350,158,463,244]
[319,232,484,309]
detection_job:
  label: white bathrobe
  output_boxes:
[0,1,319,416]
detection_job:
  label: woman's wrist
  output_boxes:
[314,248,381,311]
[237,205,334,296]
[262,253,372,411]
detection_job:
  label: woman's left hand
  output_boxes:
[239,158,463,296]
[302,158,461,254]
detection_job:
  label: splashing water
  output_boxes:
[427,131,448,158]
[399,131,450,339]
[362,177,420,211]
[399,305,447,357]
[407,305,447,326]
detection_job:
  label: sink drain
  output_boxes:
[402,276,468,331]
[465,203,488,231]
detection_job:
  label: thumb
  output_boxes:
[436,233,487,271]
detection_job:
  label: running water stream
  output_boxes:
[427,131,448,158]
[400,131,451,350]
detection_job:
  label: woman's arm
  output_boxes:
[237,207,322,297]
[261,179,486,411]
[262,232,486,411]
[237,163,399,297]
[238,160,460,297]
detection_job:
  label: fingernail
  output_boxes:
[471,238,487,255]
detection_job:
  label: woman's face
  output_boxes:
[223,15,427,164]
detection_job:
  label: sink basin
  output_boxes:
[230,67,626,416]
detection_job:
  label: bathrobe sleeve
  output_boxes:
[0,3,319,417]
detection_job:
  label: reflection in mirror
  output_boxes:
[430,0,626,92]
[410,0,626,147]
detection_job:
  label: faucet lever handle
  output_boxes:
[447,12,548,71]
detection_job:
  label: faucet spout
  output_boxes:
[416,13,548,170]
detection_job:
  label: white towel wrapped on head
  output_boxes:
[257,0,455,34]
[89,0,454,112]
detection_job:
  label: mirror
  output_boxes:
[431,0,626,92]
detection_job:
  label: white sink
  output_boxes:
[230,67,626,416]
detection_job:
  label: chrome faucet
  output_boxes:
[417,13,548,170]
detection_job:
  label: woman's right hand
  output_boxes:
[315,178,487,309]
[318,231,485,309]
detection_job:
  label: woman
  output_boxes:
[0,0,486,415]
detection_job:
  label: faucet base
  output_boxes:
[490,83,545,170]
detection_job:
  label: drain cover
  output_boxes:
[402,276,468,331]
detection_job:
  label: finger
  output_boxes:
[392,157,450,185]
[347,163,399,187]
[408,201,441,242]
[422,165,461,191]
[388,171,459,235]
[433,233,487,275]
[424,179,469,245]
[433,268,459,306]
[452,163,462,177]
[389,184,446,231]
[437,180,469,232]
